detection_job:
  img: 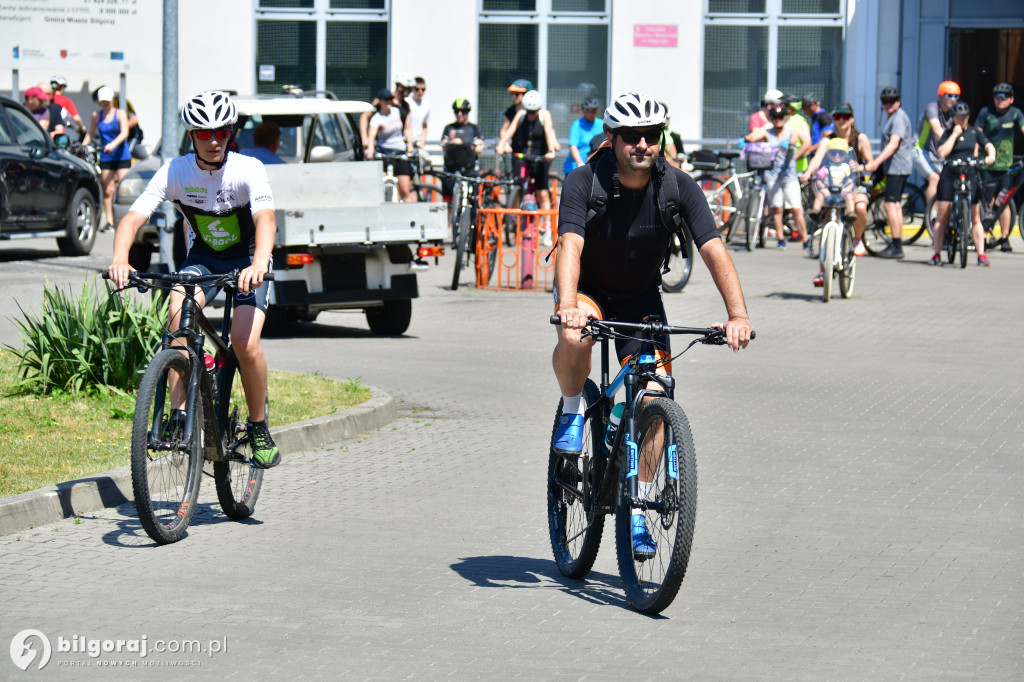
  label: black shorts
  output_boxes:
[980,169,1016,201]
[884,174,907,203]
[554,284,671,364]
[100,159,131,171]
[179,252,273,312]
[378,153,412,177]
[937,167,980,204]
[512,157,550,192]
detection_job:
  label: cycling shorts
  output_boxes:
[512,157,550,192]
[937,167,980,204]
[179,252,273,313]
[913,147,942,178]
[980,169,1016,198]
[554,284,672,368]
[884,174,908,203]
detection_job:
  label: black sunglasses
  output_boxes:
[880,98,898,106]
[617,128,662,145]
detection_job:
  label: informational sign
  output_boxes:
[633,24,678,48]
[1,0,161,72]
[258,64,275,82]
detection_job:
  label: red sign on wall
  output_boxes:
[634,25,678,48]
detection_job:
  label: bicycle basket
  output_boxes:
[742,142,776,171]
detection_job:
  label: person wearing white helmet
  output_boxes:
[551,92,753,557]
[750,88,784,132]
[49,74,85,136]
[107,90,282,469]
[497,89,560,238]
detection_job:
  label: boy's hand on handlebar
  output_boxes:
[238,261,269,295]
[107,262,135,289]
[713,316,753,352]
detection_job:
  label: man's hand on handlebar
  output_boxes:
[712,316,754,352]
[556,305,594,331]
[107,262,135,290]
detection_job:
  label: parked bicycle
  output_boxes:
[863,176,927,254]
[441,170,514,290]
[688,149,749,240]
[106,269,275,544]
[547,315,755,614]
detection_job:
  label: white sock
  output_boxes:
[561,392,584,415]
[633,481,653,514]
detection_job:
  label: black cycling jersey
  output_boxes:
[939,126,991,166]
[511,112,548,156]
[558,162,719,298]
[442,122,482,170]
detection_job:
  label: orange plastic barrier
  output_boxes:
[475,206,558,291]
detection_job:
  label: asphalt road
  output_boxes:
[0,230,1021,679]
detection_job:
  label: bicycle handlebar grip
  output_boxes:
[550,314,561,325]
[750,330,756,340]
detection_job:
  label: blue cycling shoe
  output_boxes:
[632,514,657,560]
[553,412,585,454]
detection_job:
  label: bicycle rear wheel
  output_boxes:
[548,379,606,580]
[451,206,472,290]
[615,397,697,614]
[131,349,203,544]
[213,357,264,519]
[899,184,928,245]
[864,194,894,255]
[745,187,763,251]
[958,199,970,268]
[660,230,694,293]
[946,210,958,264]
[698,175,736,236]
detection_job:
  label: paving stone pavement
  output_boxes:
[1,233,1022,679]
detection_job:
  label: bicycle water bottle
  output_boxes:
[997,187,1009,206]
[604,402,625,449]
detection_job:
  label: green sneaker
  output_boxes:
[247,420,281,469]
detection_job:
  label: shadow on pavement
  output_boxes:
[450,555,631,609]
[99,502,262,548]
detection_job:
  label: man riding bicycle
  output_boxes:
[551,92,753,556]
[107,90,281,469]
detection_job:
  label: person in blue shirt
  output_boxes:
[564,96,604,175]
[241,121,285,165]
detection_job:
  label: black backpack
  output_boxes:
[583,142,689,272]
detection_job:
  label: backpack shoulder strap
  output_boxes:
[585,143,617,227]
[653,158,684,233]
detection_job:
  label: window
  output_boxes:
[478,1,609,139]
[255,1,388,101]
[0,107,15,144]
[6,105,48,146]
[703,1,843,139]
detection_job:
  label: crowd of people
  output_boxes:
[739,82,1024,278]
[22,76,143,233]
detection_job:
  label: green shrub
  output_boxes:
[5,279,166,396]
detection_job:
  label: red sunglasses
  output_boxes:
[832,113,851,121]
[194,128,232,141]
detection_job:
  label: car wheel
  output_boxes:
[365,300,411,336]
[56,188,98,256]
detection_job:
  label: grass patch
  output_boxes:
[0,349,370,498]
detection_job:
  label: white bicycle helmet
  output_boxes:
[603,93,666,129]
[180,90,238,130]
[50,74,68,88]
[522,90,543,112]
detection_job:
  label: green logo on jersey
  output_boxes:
[195,214,241,251]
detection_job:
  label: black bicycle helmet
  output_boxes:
[452,98,471,112]
[880,86,901,100]
[950,101,970,116]
[993,82,1015,97]
[582,96,600,110]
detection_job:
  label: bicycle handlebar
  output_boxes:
[103,270,275,290]
[509,152,549,163]
[549,315,755,344]
[429,170,516,186]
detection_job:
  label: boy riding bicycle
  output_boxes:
[107,90,281,469]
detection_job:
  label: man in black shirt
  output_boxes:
[440,98,484,200]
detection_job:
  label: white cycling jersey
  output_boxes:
[130,151,275,260]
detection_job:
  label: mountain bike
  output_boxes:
[864,177,927,254]
[926,156,1024,252]
[442,170,513,290]
[688,149,748,240]
[107,269,275,544]
[546,315,755,614]
[940,158,981,268]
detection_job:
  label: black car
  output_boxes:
[0,95,101,255]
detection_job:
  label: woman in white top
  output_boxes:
[367,88,417,202]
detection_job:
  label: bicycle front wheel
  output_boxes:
[839,224,856,299]
[958,199,970,268]
[131,349,203,544]
[864,194,894,255]
[900,184,928,245]
[615,397,697,614]
[213,357,264,519]
[822,223,835,303]
[451,206,472,290]
[548,379,606,579]
[745,187,762,251]
[660,230,694,293]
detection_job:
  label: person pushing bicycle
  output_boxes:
[551,92,753,554]
[107,90,281,469]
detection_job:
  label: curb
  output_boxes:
[0,387,396,537]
